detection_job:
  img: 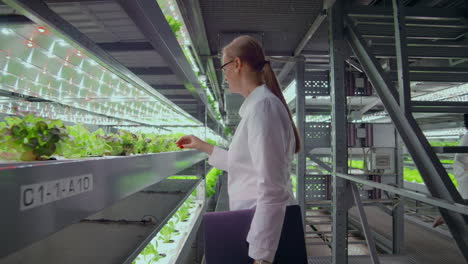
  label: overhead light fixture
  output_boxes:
[37,26,47,34]
[26,40,34,48]
[1,28,13,35]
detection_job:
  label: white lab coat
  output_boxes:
[208,84,297,262]
[454,132,468,199]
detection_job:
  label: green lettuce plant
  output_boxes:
[158,225,174,243]
[205,168,222,198]
[0,115,214,161]
[56,125,113,158]
[134,133,151,154]
[167,220,180,234]
[119,131,137,155]
[0,115,67,161]
[135,241,164,263]
[176,206,190,222]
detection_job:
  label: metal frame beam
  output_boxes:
[368,46,468,59]
[278,7,327,84]
[346,6,466,21]
[345,16,468,262]
[363,38,468,48]
[350,183,380,264]
[151,85,186,90]
[97,42,154,52]
[128,67,174,75]
[393,0,411,116]
[329,1,349,263]
[390,72,468,82]
[360,98,381,116]
[433,146,468,153]
[296,56,306,225]
[175,0,223,108]
[118,0,220,127]
[308,155,333,173]
[336,173,468,215]
[411,101,468,113]
[0,14,31,24]
[392,0,407,253]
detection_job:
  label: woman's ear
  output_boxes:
[234,57,242,72]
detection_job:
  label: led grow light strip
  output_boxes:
[1,19,198,126]
[424,128,465,137]
[157,0,222,121]
[413,83,468,102]
[0,39,177,121]
[0,28,198,126]
[0,101,137,125]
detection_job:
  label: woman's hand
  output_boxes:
[176,135,214,155]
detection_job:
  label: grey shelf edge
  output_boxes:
[118,0,222,129]
[0,150,207,258]
[123,178,205,264]
[174,200,207,264]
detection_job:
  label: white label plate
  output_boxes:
[20,174,93,211]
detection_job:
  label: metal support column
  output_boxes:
[392,0,407,254]
[393,0,411,115]
[350,183,380,264]
[393,131,405,254]
[344,17,468,262]
[296,56,306,225]
[329,1,349,263]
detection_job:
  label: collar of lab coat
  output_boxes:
[238,84,269,118]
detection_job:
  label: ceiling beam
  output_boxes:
[390,72,468,82]
[97,42,154,52]
[164,95,197,100]
[151,85,186,90]
[277,7,327,84]
[128,67,173,75]
[45,0,113,2]
[157,90,192,96]
[365,38,468,48]
[367,46,468,59]
[0,14,31,24]
[346,6,466,21]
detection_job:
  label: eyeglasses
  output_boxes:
[220,60,234,72]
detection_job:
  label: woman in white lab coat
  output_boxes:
[176,35,301,264]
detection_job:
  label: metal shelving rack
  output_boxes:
[294,62,402,260]
[291,1,468,263]
[0,0,225,263]
[318,1,467,263]
[0,150,207,259]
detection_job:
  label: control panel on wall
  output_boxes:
[348,123,396,174]
[366,147,395,175]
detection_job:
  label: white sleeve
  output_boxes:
[245,99,292,262]
[207,146,229,171]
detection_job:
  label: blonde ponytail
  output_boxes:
[262,62,301,153]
